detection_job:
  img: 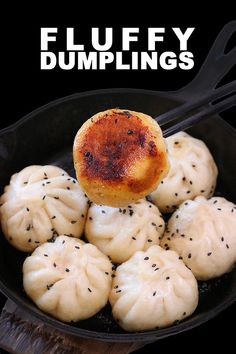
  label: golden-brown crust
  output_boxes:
[73,109,169,207]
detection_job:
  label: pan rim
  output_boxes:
[0,87,235,342]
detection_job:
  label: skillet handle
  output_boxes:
[174,21,236,100]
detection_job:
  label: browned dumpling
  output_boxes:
[73,108,169,207]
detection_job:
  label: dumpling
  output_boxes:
[150,132,218,213]
[109,245,198,331]
[85,199,165,263]
[73,108,169,207]
[23,235,113,322]
[161,196,236,280]
[0,165,88,252]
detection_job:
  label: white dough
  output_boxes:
[150,132,218,213]
[0,165,88,252]
[109,245,198,331]
[23,235,113,322]
[161,196,236,280]
[85,199,165,263]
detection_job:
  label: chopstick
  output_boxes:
[163,93,236,137]
[156,80,236,137]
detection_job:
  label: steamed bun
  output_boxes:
[161,196,236,280]
[150,132,218,213]
[23,235,113,322]
[0,165,88,252]
[85,199,165,263]
[109,245,198,331]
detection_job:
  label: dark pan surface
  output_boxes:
[0,89,235,342]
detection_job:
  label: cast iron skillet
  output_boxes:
[0,22,235,343]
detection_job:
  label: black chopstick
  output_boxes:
[163,93,236,137]
[156,81,236,130]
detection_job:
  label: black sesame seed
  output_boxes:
[161,181,164,184]
[111,274,116,278]
[226,244,229,249]
[175,193,178,196]
[54,197,59,200]
[42,195,46,200]
[47,284,53,290]
[188,253,192,259]
[201,190,205,193]
[213,200,218,204]
[62,240,65,244]
[231,209,234,213]
[164,243,168,247]
[144,257,149,260]
[75,246,80,249]
[51,216,56,220]
[154,268,159,271]
[182,177,186,181]
[23,181,28,184]
[186,190,191,194]
[181,234,185,237]
[67,187,70,190]
[71,220,77,224]
[189,238,193,241]
[167,237,171,241]
[129,210,134,216]
[26,208,29,212]
[85,151,91,158]
[153,291,157,296]
[51,228,55,232]
[116,290,122,293]
[62,173,65,176]
[190,181,193,185]
[176,215,179,219]
[147,239,153,243]
[81,214,84,218]
[221,237,224,242]
[72,180,76,184]
[127,129,133,135]
[46,181,51,184]
[192,164,196,168]
[28,238,31,243]
[44,254,48,257]
[88,288,92,292]
[184,202,188,206]
[217,208,222,211]
[171,233,175,237]
[35,241,40,244]
[176,229,179,233]
[122,209,126,214]
[65,268,70,272]
[149,204,152,208]
[105,272,109,275]
[102,210,106,214]
[53,263,56,267]
[152,222,156,226]
[119,208,122,213]
[114,285,119,289]
[132,237,136,240]
[207,252,212,256]
[26,225,31,231]
[174,141,179,145]
[152,264,156,267]
[166,276,170,280]
[183,312,186,316]
[179,256,183,260]
[166,205,170,209]
[89,217,93,220]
